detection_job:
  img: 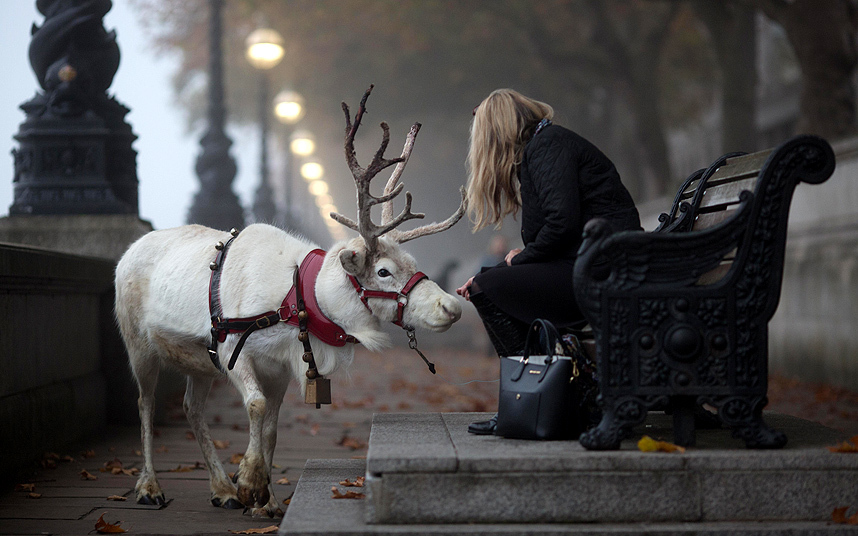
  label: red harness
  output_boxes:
[207,241,427,373]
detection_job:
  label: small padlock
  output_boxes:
[305,377,332,408]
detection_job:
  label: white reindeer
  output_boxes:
[114,87,466,516]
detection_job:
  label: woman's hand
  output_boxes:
[456,276,475,301]
[505,248,522,265]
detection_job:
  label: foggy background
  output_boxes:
[1,0,836,288]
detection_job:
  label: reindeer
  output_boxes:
[114,86,466,516]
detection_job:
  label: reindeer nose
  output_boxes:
[442,303,460,322]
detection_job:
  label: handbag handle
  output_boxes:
[523,319,562,383]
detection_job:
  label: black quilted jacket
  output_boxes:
[511,124,641,266]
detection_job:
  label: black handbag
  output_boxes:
[495,319,592,440]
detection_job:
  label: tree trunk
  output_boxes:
[758,0,858,140]
[694,1,758,152]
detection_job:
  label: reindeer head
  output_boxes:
[330,85,467,332]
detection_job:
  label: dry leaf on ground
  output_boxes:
[82,449,96,458]
[230,453,245,464]
[331,486,365,499]
[336,436,367,450]
[228,526,279,534]
[213,439,230,449]
[94,513,126,533]
[186,431,196,440]
[275,477,290,485]
[107,495,128,501]
[80,470,98,481]
[282,492,293,505]
[15,483,35,492]
[28,493,42,499]
[832,506,858,525]
[828,436,858,453]
[637,435,686,453]
[339,477,365,487]
[155,445,168,453]
[168,461,205,472]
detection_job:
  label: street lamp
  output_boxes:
[290,129,316,157]
[273,90,304,229]
[300,160,324,182]
[246,27,284,224]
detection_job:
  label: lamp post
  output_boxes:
[273,90,304,229]
[188,0,244,228]
[245,28,284,224]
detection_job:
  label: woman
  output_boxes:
[457,89,641,435]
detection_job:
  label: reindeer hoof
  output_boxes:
[138,493,166,506]
[211,497,244,509]
[251,506,284,518]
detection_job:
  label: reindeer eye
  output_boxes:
[377,268,392,278]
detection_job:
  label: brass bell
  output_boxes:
[215,241,224,251]
[305,377,332,406]
[209,261,218,271]
[298,331,309,342]
[306,368,318,379]
[302,351,313,363]
[297,310,309,321]
[230,228,239,237]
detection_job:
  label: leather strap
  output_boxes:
[348,271,428,327]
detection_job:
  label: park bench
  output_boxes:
[572,134,836,450]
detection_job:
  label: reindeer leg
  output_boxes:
[252,385,286,517]
[131,353,166,505]
[232,367,271,509]
[183,375,242,509]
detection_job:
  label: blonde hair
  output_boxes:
[466,89,554,231]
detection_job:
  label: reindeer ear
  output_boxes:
[338,248,366,276]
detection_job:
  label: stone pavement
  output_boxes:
[0,345,498,536]
[2,342,858,536]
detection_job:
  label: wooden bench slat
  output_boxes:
[678,150,771,201]
[698,177,757,207]
[691,206,742,230]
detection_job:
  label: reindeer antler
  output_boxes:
[331,85,467,250]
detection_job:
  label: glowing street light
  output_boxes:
[273,90,305,124]
[300,160,324,181]
[245,28,285,70]
[290,129,316,157]
[308,179,329,196]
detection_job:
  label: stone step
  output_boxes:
[362,412,858,525]
[279,458,856,536]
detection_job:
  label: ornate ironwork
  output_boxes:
[575,135,835,450]
[10,0,138,215]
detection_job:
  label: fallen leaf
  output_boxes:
[295,414,310,424]
[275,477,291,485]
[107,495,128,501]
[230,453,244,464]
[100,458,124,473]
[121,468,140,476]
[94,512,126,533]
[61,454,75,463]
[80,469,98,481]
[213,439,230,449]
[28,493,42,499]
[337,436,367,451]
[186,431,196,440]
[133,449,142,456]
[228,526,279,534]
[82,449,96,458]
[168,461,205,472]
[282,492,293,505]
[309,424,320,436]
[339,477,365,487]
[331,486,365,499]
[15,483,35,492]
[828,436,858,453]
[43,452,60,461]
[832,506,858,525]
[637,435,686,453]
[155,445,168,453]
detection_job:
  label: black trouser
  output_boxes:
[469,291,529,358]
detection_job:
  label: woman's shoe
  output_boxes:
[468,414,498,435]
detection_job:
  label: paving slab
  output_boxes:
[364,412,858,525]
